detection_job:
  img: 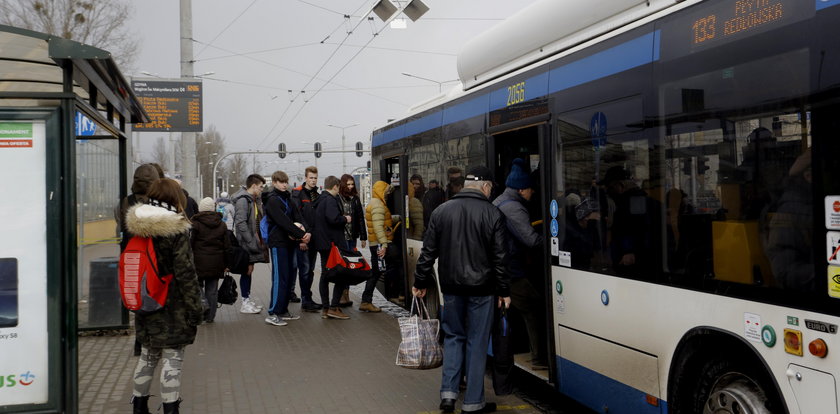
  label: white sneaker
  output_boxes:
[245,297,263,310]
[240,301,260,314]
[265,315,288,326]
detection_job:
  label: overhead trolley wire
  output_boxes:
[253,0,371,150]
[261,11,401,151]
[293,0,346,16]
[195,0,261,59]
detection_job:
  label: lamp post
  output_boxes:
[401,72,458,93]
[326,124,358,174]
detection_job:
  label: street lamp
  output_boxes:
[401,72,458,93]
[327,123,358,174]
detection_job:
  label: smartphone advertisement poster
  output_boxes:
[0,121,49,406]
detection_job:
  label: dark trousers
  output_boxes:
[268,247,295,316]
[363,246,382,303]
[199,278,219,322]
[510,277,547,361]
[294,248,318,304]
[239,273,252,299]
[318,249,348,308]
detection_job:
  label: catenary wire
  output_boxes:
[195,0,260,58]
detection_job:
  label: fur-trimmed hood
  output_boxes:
[125,203,191,238]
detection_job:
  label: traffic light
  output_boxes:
[355,141,364,157]
[682,158,692,175]
[314,142,322,158]
[696,156,710,175]
[278,143,286,159]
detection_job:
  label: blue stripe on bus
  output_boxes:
[373,30,661,147]
[547,30,660,95]
[443,94,489,126]
[817,0,840,10]
[556,356,666,414]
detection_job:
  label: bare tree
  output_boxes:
[196,125,227,198]
[148,137,168,171]
[223,154,248,196]
[0,0,140,70]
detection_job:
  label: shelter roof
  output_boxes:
[0,24,148,127]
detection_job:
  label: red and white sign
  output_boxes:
[0,139,32,148]
[827,197,840,230]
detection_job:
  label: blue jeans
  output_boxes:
[268,247,295,315]
[294,248,318,304]
[440,294,494,412]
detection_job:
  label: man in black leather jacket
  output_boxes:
[413,166,510,414]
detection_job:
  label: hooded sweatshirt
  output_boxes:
[365,181,394,247]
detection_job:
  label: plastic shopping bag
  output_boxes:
[396,296,443,370]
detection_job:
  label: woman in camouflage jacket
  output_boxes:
[125,178,203,414]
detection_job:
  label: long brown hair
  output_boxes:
[339,174,358,197]
[146,178,187,213]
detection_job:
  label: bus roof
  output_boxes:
[457,0,677,91]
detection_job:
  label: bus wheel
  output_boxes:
[696,357,778,414]
[703,373,770,414]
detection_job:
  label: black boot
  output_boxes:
[162,399,181,414]
[439,398,455,413]
[130,395,150,414]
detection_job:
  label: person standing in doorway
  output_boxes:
[413,166,509,414]
[291,166,322,312]
[231,174,269,314]
[492,159,548,370]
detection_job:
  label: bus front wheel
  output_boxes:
[694,356,780,414]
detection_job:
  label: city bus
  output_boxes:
[370,0,840,412]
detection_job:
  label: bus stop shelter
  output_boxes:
[0,25,148,413]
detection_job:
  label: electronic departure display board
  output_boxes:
[131,79,203,132]
[660,0,813,60]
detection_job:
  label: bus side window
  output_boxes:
[664,113,813,291]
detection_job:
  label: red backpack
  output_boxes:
[119,236,173,314]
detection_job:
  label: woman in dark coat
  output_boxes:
[125,178,203,414]
[191,197,229,323]
[336,174,369,308]
[338,174,368,250]
[313,176,353,319]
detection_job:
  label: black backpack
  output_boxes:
[217,273,238,306]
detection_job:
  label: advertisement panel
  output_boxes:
[0,121,49,406]
[131,78,203,132]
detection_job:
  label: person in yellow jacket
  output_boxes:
[406,179,425,240]
[363,181,397,306]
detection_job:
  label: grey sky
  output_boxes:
[127,0,535,181]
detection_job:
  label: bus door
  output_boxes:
[488,120,555,383]
[379,155,410,308]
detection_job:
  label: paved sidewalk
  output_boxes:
[78,263,542,414]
